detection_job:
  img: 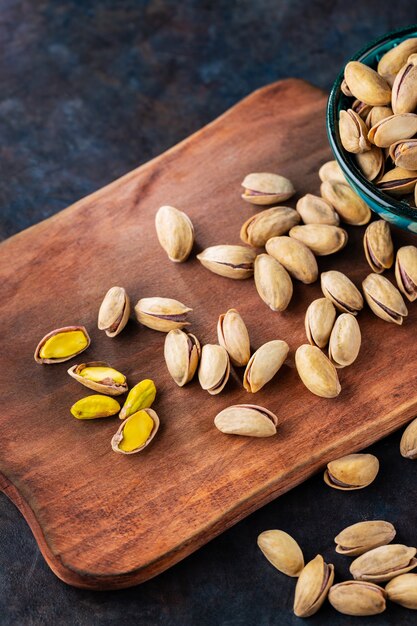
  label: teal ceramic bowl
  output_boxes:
[327,25,417,233]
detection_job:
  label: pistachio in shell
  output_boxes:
[243,340,289,393]
[111,408,159,455]
[392,57,417,114]
[389,138,417,170]
[352,99,372,120]
[198,344,230,395]
[350,544,417,583]
[67,361,128,396]
[296,194,339,225]
[265,236,318,284]
[368,113,417,148]
[293,554,335,618]
[305,298,336,349]
[289,224,347,256]
[363,219,394,273]
[318,160,346,184]
[344,61,391,106]
[214,404,278,437]
[241,172,295,205]
[321,270,364,315]
[328,313,361,368]
[386,573,417,609]
[34,326,90,364]
[339,109,370,153]
[254,253,293,312]
[155,205,194,262]
[320,181,371,226]
[134,297,192,332]
[377,166,417,196]
[355,145,384,181]
[365,105,393,128]
[335,520,396,556]
[324,453,379,490]
[164,329,201,387]
[240,206,300,247]
[196,245,256,279]
[295,344,341,399]
[400,417,417,459]
[328,581,386,616]
[98,286,130,337]
[362,273,408,325]
[257,530,304,577]
[217,308,250,367]
[378,37,417,86]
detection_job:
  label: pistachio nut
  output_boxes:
[240,206,300,247]
[378,37,417,86]
[134,297,192,332]
[111,408,159,455]
[293,554,335,618]
[341,78,353,97]
[265,236,318,284]
[395,246,417,301]
[305,298,336,348]
[328,313,361,368]
[389,138,417,170]
[67,362,128,396]
[339,109,371,153]
[318,160,346,184]
[98,286,130,337]
[295,344,341,398]
[355,145,384,181]
[196,245,256,279]
[34,326,90,364]
[296,194,340,225]
[368,113,417,147]
[119,379,156,420]
[362,273,408,324]
[328,581,386,616]
[392,56,417,114]
[70,394,120,419]
[400,417,417,459]
[377,166,417,196]
[344,61,391,106]
[320,181,371,225]
[321,270,364,315]
[365,105,394,128]
[335,521,396,556]
[385,573,417,609]
[350,544,417,583]
[289,224,348,256]
[214,404,278,437]
[324,453,379,490]
[257,530,304,577]
[198,344,230,395]
[155,205,194,262]
[254,254,293,312]
[352,99,372,120]
[243,340,289,393]
[241,172,295,205]
[164,329,201,387]
[363,219,394,273]
[217,308,250,367]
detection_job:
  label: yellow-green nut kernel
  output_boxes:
[111,408,160,454]
[70,395,120,419]
[35,326,90,364]
[119,379,156,420]
[67,361,128,396]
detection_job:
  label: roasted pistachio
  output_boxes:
[400,417,417,459]
[257,530,304,577]
[198,344,230,395]
[265,236,318,284]
[378,37,417,86]
[318,160,346,184]
[377,166,417,196]
[240,206,300,247]
[352,99,372,120]
[67,362,128,396]
[350,544,417,583]
[386,573,417,609]
[368,113,417,147]
[296,194,339,225]
[241,172,295,205]
[363,220,394,273]
[305,298,336,348]
[328,581,386,616]
[155,205,194,262]
[34,326,90,364]
[196,245,256,279]
[362,273,408,324]
[70,394,120,419]
[243,340,289,393]
[390,138,417,170]
[289,224,347,256]
[214,404,278,437]
[328,313,361,368]
[135,297,192,332]
[254,254,293,312]
[335,521,396,556]
[392,56,417,114]
[344,61,391,106]
[321,270,364,314]
[98,286,130,337]
[119,379,156,420]
[295,344,341,399]
[365,105,393,128]
[293,555,335,618]
[320,181,371,225]
[339,109,371,153]
[341,79,353,97]
[111,408,159,454]
[324,453,379,490]
[355,145,385,181]
[217,308,250,367]
[164,329,201,387]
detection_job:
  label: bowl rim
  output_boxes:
[327,24,417,221]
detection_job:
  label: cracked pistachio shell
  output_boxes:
[386,573,417,609]
[289,224,347,256]
[328,313,361,368]
[243,340,289,393]
[339,109,371,153]
[352,99,372,120]
[324,453,379,490]
[296,194,339,225]
[363,220,394,273]
[98,286,130,337]
[70,394,121,419]
[254,254,293,312]
[217,308,250,367]
[257,530,304,577]
[320,181,371,225]
[34,326,90,364]
[378,38,417,86]
[119,379,156,420]
[344,61,391,106]
[293,555,335,618]
[198,344,230,395]
[67,361,128,396]
[400,417,417,459]
[240,206,300,247]
[335,521,396,556]
[392,57,417,114]
[214,404,278,437]
[362,273,408,325]
[266,236,318,284]
[355,145,385,181]
[241,172,295,205]
[390,138,417,170]
[164,329,201,387]
[135,297,192,332]
[111,408,159,455]
[318,160,346,184]
[155,205,194,262]
[196,245,255,279]
[305,298,336,348]
[377,167,417,196]
[350,544,417,583]
[329,581,386,616]
[321,270,364,315]
[295,345,341,398]
[368,113,417,148]
[365,105,393,128]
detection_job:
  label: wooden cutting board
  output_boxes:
[1,79,416,590]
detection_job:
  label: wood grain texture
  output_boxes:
[1,79,416,590]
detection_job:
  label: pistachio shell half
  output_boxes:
[214,404,278,437]
[350,544,417,583]
[339,109,371,153]
[305,298,336,348]
[111,408,159,455]
[321,270,364,315]
[257,530,304,577]
[241,172,295,205]
[67,362,128,396]
[324,453,379,490]
[335,521,396,556]
[164,329,201,387]
[293,554,335,618]
[34,326,90,364]
[240,206,300,247]
[155,205,194,262]
[386,573,417,609]
[217,308,250,367]
[265,236,318,284]
[295,344,341,398]
[243,340,289,393]
[289,224,347,256]
[344,61,391,106]
[318,160,346,184]
[328,581,386,616]
[98,286,130,337]
[378,37,417,86]
[198,344,230,395]
[320,181,371,225]
[328,313,361,368]
[400,417,417,459]
[363,220,394,273]
[254,254,293,312]
[362,273,408,325]
[196,245,256,279]
[296,194,339,225]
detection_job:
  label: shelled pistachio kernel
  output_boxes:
[70,395,120,419]
[34,326,90,364]
[324,453,379,490]
[98,286,130,337]
[119,379,156,420]
[111,408,159,454]
[67,362,128,396]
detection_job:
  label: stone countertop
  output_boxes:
[1,1,417,624]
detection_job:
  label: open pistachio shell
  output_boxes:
[98,286,130,337]
[390,138,417,170]
[241,172,295,205]
[243,340,289,393]
[368,113,417,148]
[377,167,417,196]
[392,57,417,114]
[339,109,370,153]
[164,329,201,387]
[321,270,364,315]
[34,326,90,364]
[305,298,336,348]
[335,521,396,556]
[111,408,159,455]
[362,273,408,325]
[363,220,394,273]
[296,194,339,225]
[355,145,385,181]
[386,573,417,609]
[155,205,194,262]
[214,404,278,437]
[350,544,417,583]
[67,361,128,396]
[293,555,335,618]
[318,160,346,184]
[217,309,250,367]
[295,344,341,399]
[400,417,417,459]
[289,224,347,256]
[352,99,372,120]
[198,344,230,395]
[134,297,192,332]
[254,253,293,312]
[378,37,417,86]
[265,236,318,284]
[258,530,304,577]
[324,453,379,490]
[328,313,361,368]
[329,581,386,616]
[344,61,391,106]
[240,206,300,247]
[196,245,256,279]
[320,181,371,226]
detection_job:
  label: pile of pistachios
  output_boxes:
[339,37,417,202]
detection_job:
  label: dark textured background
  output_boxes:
[1,1,417,624]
